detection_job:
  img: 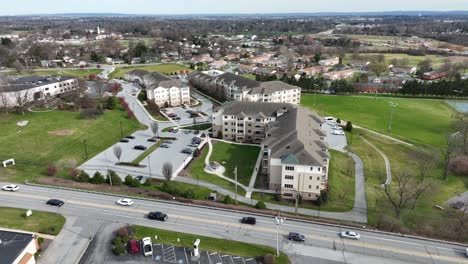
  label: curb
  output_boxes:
[75,236,94,264]
[24,182,468,248]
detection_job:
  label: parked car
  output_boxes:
[142,237,153,256]
[135,175,144,181]
[181,148,193,154]
[240,217,256,225]
[148,211,168,221]
[2,184,19,192]
[465,248,468,257]
[147,137,157,142]
[168,113,177,118]
[120,139,129,143]
[165,140,173,144]
[128,239,140,254]
[168,128,174,132]
[134,145,147,150]
[184,130,191,134]
[125,135,136,139]
[46,199,64,207]
[172,128,179,133]
[288,232,306,242]
[340,231,360,240]
[189,143,199,147]
[172,117,181,121]
[117,198,134,206]
[333,130,345,136]
[160,144,169,148]
[194,130,200,135]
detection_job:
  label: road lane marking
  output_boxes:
[1,191,467,263]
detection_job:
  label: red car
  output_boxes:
[128,239,140,254]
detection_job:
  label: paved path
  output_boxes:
[361,136,392,186]
[354,124,413,147]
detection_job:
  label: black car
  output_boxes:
[160,144,169,148]
[125,135,136,139]
[147,138,157,142]
[46,199,64,207]
[172,117,181,121]
[148,211,168,221]
[120,139,129,143]
[134,145,147,150]
[240,217,256,225]
[181,148,193,154]
[194,130,200,135]
[288,232,306,242]
[135,175,144,181]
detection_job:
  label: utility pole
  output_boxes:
[388,102,398,133]
[234,165,238,206]
[274,213,285,256]
[83,140,88,160]
[148,155,152,180]
[451,90,463,119]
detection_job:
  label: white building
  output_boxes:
[212,102,329,200]
[319,57,340,66]
[0,76,79,107]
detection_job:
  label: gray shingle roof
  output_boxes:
[2,75,75,92]
[220,101,294,116]
[250,81,299,95]
[216,72,260,89]
[0,230,34,264]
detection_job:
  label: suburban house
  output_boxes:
[0,230,39,264]
[238,64,257,74]
[125,70,190,107]
[300,66,327,76]
[189,72,301,104]
[253,67,277,76]
[323,69,356,80]
[422,71,449,80]
[212,102,329,200]
[0,76,79,107]
[208,60,228,70]
[389,66,417,75]
[318,57,340,66]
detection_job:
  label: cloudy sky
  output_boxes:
[1,0,467,15]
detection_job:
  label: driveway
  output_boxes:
[322,122,348,151]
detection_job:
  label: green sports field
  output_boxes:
[109,64,191,79]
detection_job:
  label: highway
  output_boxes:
[0,183,467,264]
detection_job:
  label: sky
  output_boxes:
[1,0,468,15]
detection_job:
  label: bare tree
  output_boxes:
[441,136,459,180]
[13,61,24,73]
[383,173,431,218]
[95,78,107,98]
[456,119,468,155]
[113,145,122,162]
[162,162,173,181]
[0,86,8,113]
[150,121,159,137]
[14,89,30,115]
[410,149,436,182]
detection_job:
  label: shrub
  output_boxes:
[69,168,79,178]
[321,191,329,203]
[76,171,90,182]
[113,235,123,245]
[345,121,353,132]
[223,195,234,204]
[193,148,200,157]
[112,244,126,256]
[138,91,147,102]
[90,171,105,184]
[448,156,468,176]
[274,194,282,202]
[106,96,117,110]
[96,104,104,115]
[336,118,341,124]
[254,201,267,210]
[118,227,129,237]
[143,178,152,186]
[127,110,135,119]
[107,170,122,185]
[182,189,195,199]
[130,178,141,187]
[80,108,99,119]
[160,181,181,197]
[124,175,134,186]
[47,166,58,176]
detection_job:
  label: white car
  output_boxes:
[2,184,19,192]
[116,198,134,206]
[340,231,361,240]
[333,130,345,136]
[142,237,153,256]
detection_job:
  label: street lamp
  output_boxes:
[451,90,463,119]
[313,84,319,106]
[388,102,398,133]
[274,214,285,256]
[148,155,152,180]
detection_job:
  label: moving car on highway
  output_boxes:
[116,198,134,206]
[148,211,168,221]
[288,232,306,242]
[46,199,64,207]
[240,217,256,225]
[340,231,361,240]
[2,184,19,192]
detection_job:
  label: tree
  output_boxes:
[383,173,431,218]
[124,175,134,186]
[329,79,353,94]
[223,195,234,204]
[106,96,117,110]
[193,148,200,157]
[76,171,90,182]
[150,121,159,137]
[113,145,122,162]
[95,78,107,98]
[456,119,468,155]
[369,62,388,77]
[410,149,436,182]
[13,89,30,115]
[47,166,58,176]
[417,59,433,75]
[254,201,267,209]
[345,121,353,132]
[143,178,152,186]
[441,136,459,180]
[96,104,104,115]
[13,61,24,73]
[91,171,106,184]
[0,86,9,113]
[162,162,173,181]
[107,170,122,185]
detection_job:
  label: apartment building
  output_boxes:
[0,230,39,264]
[189,72,301,104]
[212,102,329,200]
[125,70,190,107]
[1,75,79,107]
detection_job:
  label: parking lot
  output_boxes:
[322,120,348,151]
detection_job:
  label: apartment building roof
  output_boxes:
[264,107,328,166]
[126,69,149,78]
[219,101,294,117]
[216,72,260,89]
[250,81,300,95]
[0,230,34,264]
[3,75,75,92]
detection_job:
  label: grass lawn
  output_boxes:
[0,109,143,182]
[210,141,260,186]
[6,69,103,78]
[0,206,65,235]
[240,73,256,80]
[150,180,214,200]
[109,64,191,79]
[132,141,163,164]
[253,150,355,212]
[347,129,467,236]
[301,94,455,146]
[133,226,290,264]
[342,53,448,68]
[187,146,247,196]
[180,123,212,131]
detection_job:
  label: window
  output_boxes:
[309,185,312,189]
[309,176,312,180]
[317,177,320,181]
[284,184,293,189]
[224,122,228,125]
[285,175,294,180]
[316,186,319,189]
[284,193,293,197]
[224,129,228,132]
[318,167,321,172]
[285,166,294,171]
